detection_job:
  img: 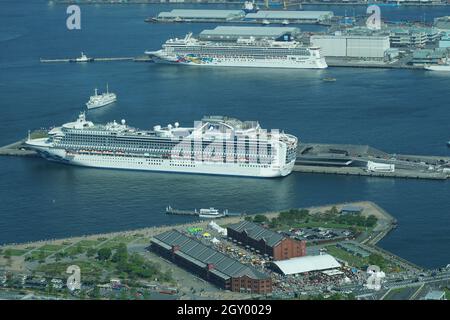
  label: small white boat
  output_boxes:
[86,84,117,109]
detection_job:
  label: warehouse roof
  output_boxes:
[271,254,341,275]
[245,10,334,21]
[227,220,284,247]
[199,26,300,40]
[158,9,245,19]
[151,230,269,281]
[311,34,390,40]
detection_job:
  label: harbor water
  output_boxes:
[0,1,449,268]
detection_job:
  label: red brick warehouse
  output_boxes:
[227,220,306,260]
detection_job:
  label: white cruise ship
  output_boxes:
[145,33,327,69]
[86,84,117,109]
[25,113,298,178]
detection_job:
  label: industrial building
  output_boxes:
[310,34,391,59]
[411,48,449,65]
[340,205,364,215]
[227,220,306,261]
[347,25,440,48]
[434,16,450,32]
[367,161,395,173]
[199,26,301,42]
[439,33,450,48]
[388,28,440,48]
[156,9,245,22]
[269,254,341,275]
[150,229,272,294]
[244,10,334,24]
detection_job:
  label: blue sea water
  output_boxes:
[0,1,449,268]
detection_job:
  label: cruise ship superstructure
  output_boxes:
[146,33,327,69]
[26,113,298,178]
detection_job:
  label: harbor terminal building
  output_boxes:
[150,230,272,294]
[155,9,246,22]
[310,34,391,60]
[244,10,334,24]
[226,221,306,261]
[199,26,301,42]
[153,9,334,24]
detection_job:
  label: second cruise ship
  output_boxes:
[25,113,298,178]
[146,32,327,69]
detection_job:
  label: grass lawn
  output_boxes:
[77,240,102,247]
[25,250,55,261]
[97,234,143,249]
[39,244,65,252]
[35,260,105,278]
[278,221,368,232]
[325,245,403,273]
[63,245,87,257]
[325,245,368,269]
[3,248,29,256]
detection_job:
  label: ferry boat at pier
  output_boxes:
[146,32,327,69]
[25,113,298,178]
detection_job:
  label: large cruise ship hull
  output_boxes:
[28,143,294,178]
[150,54,327,69]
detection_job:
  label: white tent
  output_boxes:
[208,221,227,236]
[272,254,341,275]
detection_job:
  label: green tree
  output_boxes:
[368,253,385,269]
[366,215,378,227]
[86,248,96,258]
[91,286,101,299]
[253,215,269,224]
[97,247,112,261]
[112,243,128,264]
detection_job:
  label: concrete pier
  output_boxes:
[0,140,36,157]
[296,143,450,180]
[1,138,448,180]
[40,56,151,63]
[292,165,448,180]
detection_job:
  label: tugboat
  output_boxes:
[86,84,117,109]
[70,52,93,63]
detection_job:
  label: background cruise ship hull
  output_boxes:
[152,56,327,69]
[32,148,295,178]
